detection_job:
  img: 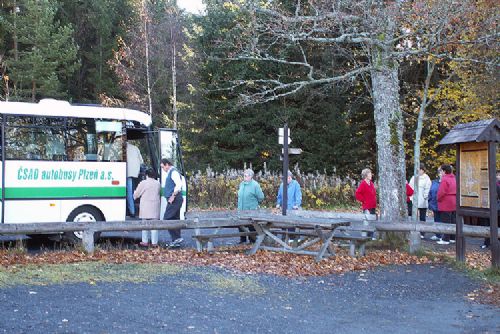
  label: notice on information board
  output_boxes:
[460,142,489,208]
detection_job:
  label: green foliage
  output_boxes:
[2,0,78,101]
[57,0,136,102]
[184,0,376,176]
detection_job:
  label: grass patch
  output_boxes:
[369,232,407,250]
[445,258,500,284]
[0,262,183,288]
[204,272,266,296]
[409,247,444,261]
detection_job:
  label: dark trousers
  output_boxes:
[433,210,442,239]
[418,208,427,222]
[163,194,183,241]
[440,211,456,241]
[478,217,491,247]
[407,201,412,217]
[239,226,256,243]
[418,208,427,236]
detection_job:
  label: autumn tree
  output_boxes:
[400,0,498,220]
[206,0,498,222]
[111,0,192,127]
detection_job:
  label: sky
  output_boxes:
[178,0,206,14]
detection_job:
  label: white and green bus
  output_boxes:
[0,99,186,241]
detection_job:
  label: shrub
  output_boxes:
[186,168,358,210]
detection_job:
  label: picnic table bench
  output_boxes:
[189,213,376,259]
[193,230,257,252]
[334,223,376,256]
[243,215,351,262]
[188,216,256,252]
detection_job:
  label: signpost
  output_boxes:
[281,125,289,216]
[278,125,302,216]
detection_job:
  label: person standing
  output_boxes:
[437,164,456,245]
[276,171,302,210]
[276,171,302,242]
[355,168,377,239]
[406,181,414,218]
[428,167,444,241]
[134,168,161,247]
[126,142,143,218]
[237,169,265,243]
[409,165,432,236]
[355,168,376,216]
[161,159,184,248]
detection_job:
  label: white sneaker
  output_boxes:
[167,238,184,248]
[430,235,439,241]
[449,239,456,244]
[420,235,425,239]
[437,239,450,245]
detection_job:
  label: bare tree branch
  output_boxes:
[217,66,372,105]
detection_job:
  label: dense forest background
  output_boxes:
[0,0,498,179]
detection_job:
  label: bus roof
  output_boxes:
[0,99,152,126]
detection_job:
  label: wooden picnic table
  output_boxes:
[241,215,351,261]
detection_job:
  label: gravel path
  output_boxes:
[1,264,498,334]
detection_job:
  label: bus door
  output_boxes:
[158,129,187,219]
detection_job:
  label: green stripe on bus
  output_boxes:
[3,187,126,199]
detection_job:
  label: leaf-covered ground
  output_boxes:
[1,245,497,306]
[1,246,439,277]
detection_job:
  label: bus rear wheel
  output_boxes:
[64,206,103,244]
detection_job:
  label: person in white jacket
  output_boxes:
[409,164,432,228]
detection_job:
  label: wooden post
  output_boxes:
[282,123,289,216]
[82,230,95,253]
[488,142,499,267]
[456,144,465,262]
[409,231,421,254]
[193,218,202,252]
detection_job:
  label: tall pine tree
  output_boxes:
[2,0,78,101]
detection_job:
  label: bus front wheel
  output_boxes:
[64,206,103,244]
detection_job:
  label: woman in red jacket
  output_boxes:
[437,164,456,245]
[355,168,377,215]
[355,168,376,239]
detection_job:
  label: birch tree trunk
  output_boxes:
[143,1,153,116]
[371,65,407,222]
[412,61,435,219]
[171,28,177,129]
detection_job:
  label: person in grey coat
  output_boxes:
[134,168,161,247]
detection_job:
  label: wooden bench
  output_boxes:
[268,227,372,257]
[331,234,371,256]
[193,231,258,252]
[332,223,376,256]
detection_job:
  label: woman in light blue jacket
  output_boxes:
[276,171,302,210]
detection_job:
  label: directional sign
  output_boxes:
[282,148,302,155]
[278,127,292,145]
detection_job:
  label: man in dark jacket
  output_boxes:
[428,168,443,241]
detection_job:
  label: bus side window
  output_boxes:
[96,121,124,162]
[67,118,97,161]
[5,116,65,161]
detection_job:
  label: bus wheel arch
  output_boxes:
[64,205,104,244]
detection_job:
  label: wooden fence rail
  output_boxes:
[0,218,253,252]
[0,215,497,253]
